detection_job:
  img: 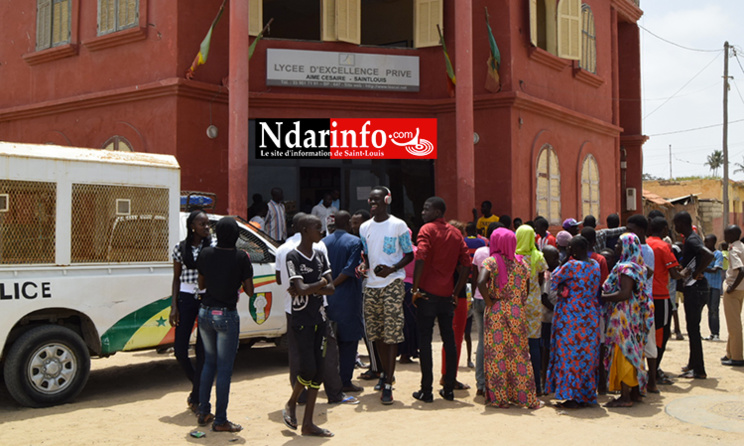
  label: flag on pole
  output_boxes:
[485,7,501,93]
[249,18,274,60]
[437,24,456,97]
[185,0,227,79]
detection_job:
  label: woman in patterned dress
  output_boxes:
[476,228,541,409]
[546,235,601,408]
[601,233,652,407]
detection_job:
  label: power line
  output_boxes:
[734,47,744,75]
[733,79,744,108]
[639,25,722,53]
[674,156,706,166]
[647,118,744,136]
[643,51,722,120]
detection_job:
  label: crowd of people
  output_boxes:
[168,188,744,436]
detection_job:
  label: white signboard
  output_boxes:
[266,49,419,92]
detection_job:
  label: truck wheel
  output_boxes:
[3,325,91,408]
[273,333,289,353]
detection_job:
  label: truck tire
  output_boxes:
[273,333,289,353]
[3,325,91,408]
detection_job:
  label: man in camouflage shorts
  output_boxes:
[359,186,414,405]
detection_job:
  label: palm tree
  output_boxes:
[705,150,724,176]
[735,155,744,175]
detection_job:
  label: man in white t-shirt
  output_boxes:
[311,192,338,235]
[359,186,414,405]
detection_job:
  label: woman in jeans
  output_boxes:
[169,210,212,413]
[196,217,254,432]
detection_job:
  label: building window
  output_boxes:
[250,0,439,49]
[529,0,581,60]
[261,0,320,41]
[579,4,596,73]
[102,136,133,152]
[36,0,71,51]
[536,144,561,225]
[581,154,600,220]
[362,0,413,47]
[98,0,139,36]
[529,0,554,52]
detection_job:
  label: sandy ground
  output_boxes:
[1,305,743,446]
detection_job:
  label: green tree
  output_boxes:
[735,155,744,175]
[705,150,724,176]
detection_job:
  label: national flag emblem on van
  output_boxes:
[250,292,272,325]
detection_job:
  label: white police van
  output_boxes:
[0,142,286,407]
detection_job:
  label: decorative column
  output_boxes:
[455,2,474,221]
[228,0,249,218]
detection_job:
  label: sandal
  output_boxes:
[187,396,198,414]
[303,428,334,437]
[212,421,243,432]
[604,397,633,408]
[439,378,471,390]
[282,406,297,430]
[197,412,214,426]
[554,400,580,409]
[358,370,379,380]
[657,376,673,385]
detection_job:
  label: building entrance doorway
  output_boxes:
[298,167,341,214]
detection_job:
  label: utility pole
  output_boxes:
[669,144,672,179]
[723,41,730,228]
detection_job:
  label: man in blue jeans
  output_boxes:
[703,234,724,341]
[411,197,471,402]
[674,212,713,380]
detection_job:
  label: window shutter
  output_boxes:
[98,0,115,34]
[248,0,263,37]
[536,148,549,218]
[581,155,600,219]
[321,0,337,41]
[36,0,52,50]
[580,5,596,73]
[414,0,442,48]
[336,0,360,45]
[557,0,581,60]
[118,0,138,29]
[528,0,538,46]
[548,149,562,224]
[52,0,71,46]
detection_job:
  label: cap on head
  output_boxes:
[556,230,572,247]
[562,218,579,230]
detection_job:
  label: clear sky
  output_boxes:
[640,1,744,180]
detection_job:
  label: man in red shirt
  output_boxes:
[535,217,557,249]
[647,217,683,383]
[411,197,471,402]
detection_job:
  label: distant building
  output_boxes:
[0,0,645,227]
[644,178,744,241]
